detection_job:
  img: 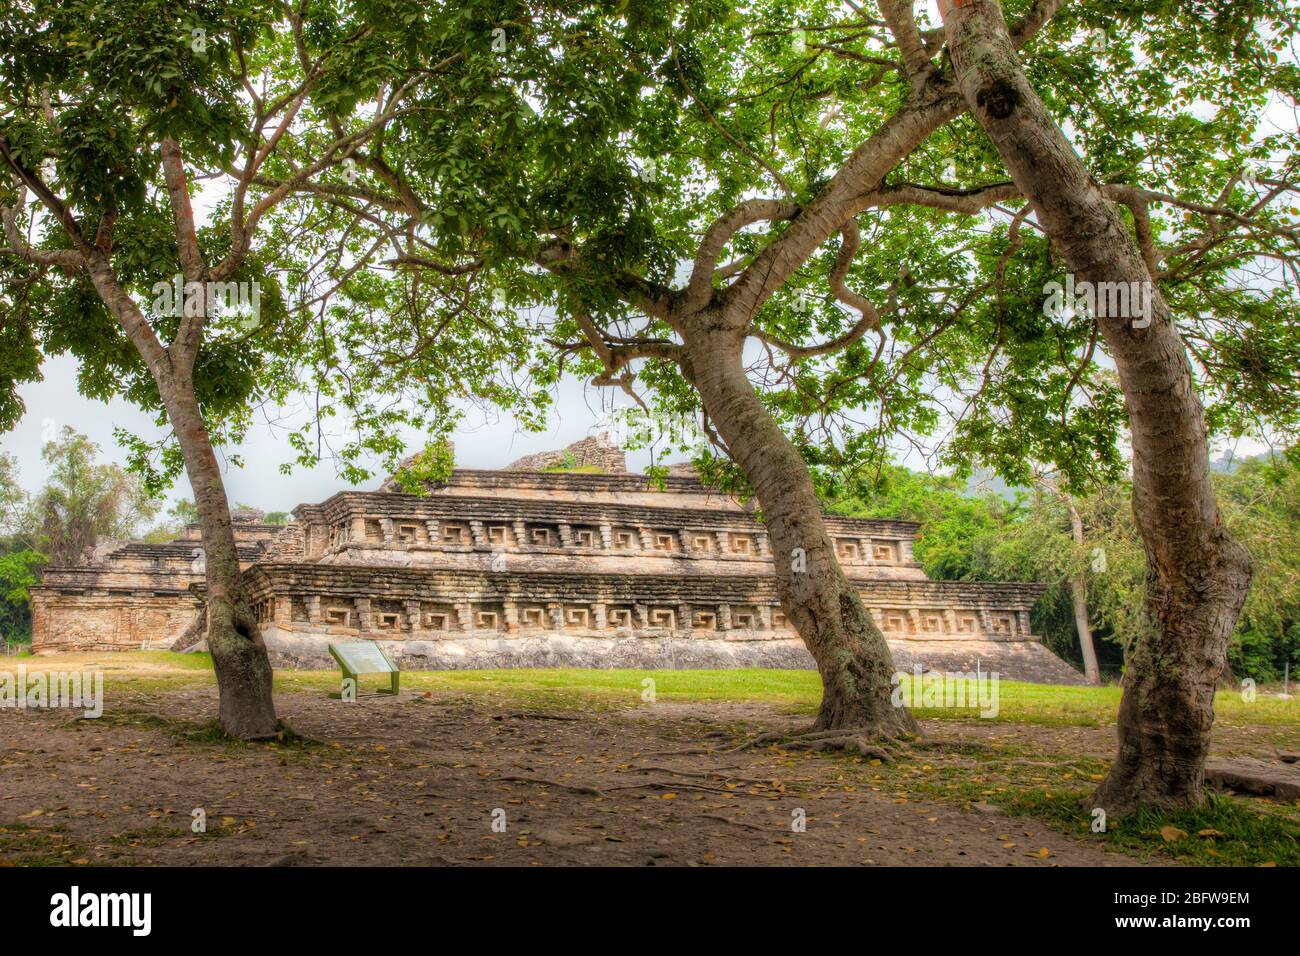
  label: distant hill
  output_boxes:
[1210,449,1279,474]
[962,448,1283,498]
[965,467,1023,502]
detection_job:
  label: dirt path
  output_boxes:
[1,690,1154,866]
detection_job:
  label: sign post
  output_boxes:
[328,641,400,698]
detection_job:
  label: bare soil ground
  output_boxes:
[0,688,1176,866]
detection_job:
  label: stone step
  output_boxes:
[1205,757,1300,802]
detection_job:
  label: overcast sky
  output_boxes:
[0,352,664,516]
[2,339,1272,522]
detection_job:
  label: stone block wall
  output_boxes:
[240,564,1045,649]
[30,589,202,652]
[29,519,281,653]
[28,455,1082,685]
[291,489,926,586]
[504,433,628,473]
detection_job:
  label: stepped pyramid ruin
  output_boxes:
[30,435,1086,683]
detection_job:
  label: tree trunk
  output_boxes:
[942,0,1252,814]
[684,326,917,738]
[1066,501,1101,684]
[161,383,280,739]
[79,242,281,740]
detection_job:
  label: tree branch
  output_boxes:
[161,138,207,284]
[875,181,1022,213]
[723,86,966,323]
[160,138,210,369]
[671,43,793,199]
[753,219,892,359]
[0,184,85,272]
[684,199,800,313]
[878,1,935,84]
[213,73,424,281]
[1010,0,1070,47]
[0,135,92,257]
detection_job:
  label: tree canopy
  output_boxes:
[229,0,1300,503]
[4,1,1294,498]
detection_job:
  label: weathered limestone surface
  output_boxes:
[30,511,283,652]
[256,630,1085,684]
[31,435,1086,684]
[31,591,201,653]
[1204,757,1300,802]
[504,432,629,473]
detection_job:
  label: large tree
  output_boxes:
[0,430,157,642]
[938,0,1297,813]
[0,1,440,736]
[31,427,158,565]
[0,0,703,735]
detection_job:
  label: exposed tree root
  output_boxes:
[725,725,915,762]
[621,765,781,787]
[702,814,777,833]
[492,712,585,722]
[495,773,796,800]
[497,775,605,796]
[783,736,898,761]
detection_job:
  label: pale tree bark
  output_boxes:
[682,323,918,740]
[941,0,1252,814]
[85,247,279,740]
[561,302,916,741]
[1,139,281,739]
[159,373,279,738]
[653,91,968,743]
[1036,473,1101,684]
[1066,500,1102,685]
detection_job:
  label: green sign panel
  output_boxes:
[329,641,399,698]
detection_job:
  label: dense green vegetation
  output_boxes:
[0,429,159,645]
[832,453,1300,682]
[0,429,308,646]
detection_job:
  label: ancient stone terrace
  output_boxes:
[293,488,925,581]
[244,564,1043,644]
[30,437,1087,684]
[29,510,285,653]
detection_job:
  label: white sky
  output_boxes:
[0,353,666,514]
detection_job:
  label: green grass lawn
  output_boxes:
[8,651,1300,728]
